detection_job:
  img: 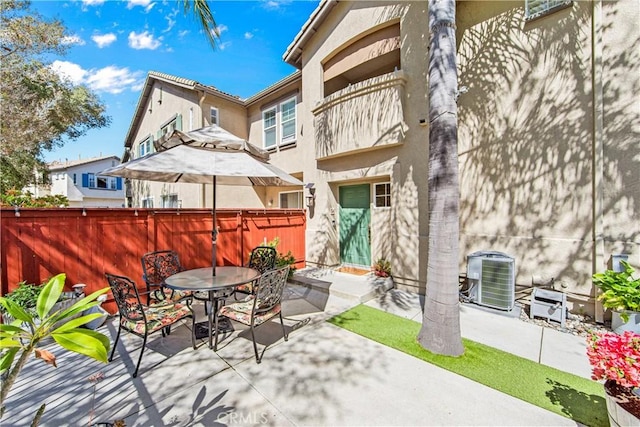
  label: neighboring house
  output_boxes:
[122,0,639,318]
[122,71,304,210]
[48,156,125,207]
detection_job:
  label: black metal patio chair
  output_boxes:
[141,250,207,306]
[219,266,290,363]
[105,272,196,377]
[234,245,277,299]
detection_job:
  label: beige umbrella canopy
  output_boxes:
[100,125,303,274]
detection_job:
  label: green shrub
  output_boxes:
[0,282,43,317]
[593,260,640,320]
[266,237,297,279]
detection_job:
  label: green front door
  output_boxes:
[339,184,371,267]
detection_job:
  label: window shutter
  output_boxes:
[116,178,122,190]
[82,173,88,187]
[176,114,183,131]
[156,129,162,140]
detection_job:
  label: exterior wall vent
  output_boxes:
[466,251,516,311]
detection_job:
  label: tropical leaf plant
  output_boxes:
[0,273,110,420]
[593,261,640,322]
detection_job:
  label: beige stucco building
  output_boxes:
[121,0,639,317]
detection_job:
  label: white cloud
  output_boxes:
[219,41,232,50]
[82,0,105,6]
[127,0,154,12]
[216,24,228,34]
[86,66,144,94]
[128,31,161,50]
[49,61,145,95]
[178,30,189,38]
[164,16,176,33]
[164,9,180,33]
[61,35,86,46]
[50,60,87,85]
[262,0,292,10]
[92,33,117,48]
[244,32,254,40]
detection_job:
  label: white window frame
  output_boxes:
[262,96,298,150]
[161,194,179,208]
[374,182,391,208]
[262,106,277,149]
[279,190,303,209]
[280,96,297,145]
[161,119,177,138]
[91,175,116,190]
[210,107,219,126]
[525,0,572,21]
[142,197,154,208]
[138,136,152,158]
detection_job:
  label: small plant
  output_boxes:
[265,237,297,279]
[373,258,392,278]
[0,282,43,317]
[586,330,640,388]
[593,260,640,322]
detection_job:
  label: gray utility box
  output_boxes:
[531,288,567,327]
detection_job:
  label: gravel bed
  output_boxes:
[518,304,611,337]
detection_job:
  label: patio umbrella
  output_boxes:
[100,125,303,275]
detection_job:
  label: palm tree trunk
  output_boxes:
[417,0,464,356]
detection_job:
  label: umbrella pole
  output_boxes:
[212,175,217,276]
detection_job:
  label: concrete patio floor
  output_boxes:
[3,271,593,426]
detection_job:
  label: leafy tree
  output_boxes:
[417,0,464,356]
[0,0,110,193]
[0,189,69,207]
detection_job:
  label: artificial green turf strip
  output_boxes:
[328,304,608,427]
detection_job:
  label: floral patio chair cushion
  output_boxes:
[219,298,281,326]
[150,288,191,304]
[122,302,192,335]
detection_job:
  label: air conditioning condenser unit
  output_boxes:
[466,251,515,311]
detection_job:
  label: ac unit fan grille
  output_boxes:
[479,259,515,310]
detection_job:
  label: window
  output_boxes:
[82,173,120,190]
[280,98,296,144]
[374,183,391,208]
[525,0,572,20]
[279,191,303,208]
[138,137,153,158]
[263,107,277,149]
[142,197,153,208]
[210,107,219,125]
[161,194,179,208]
[73,173,76,185]
[161,114,182,138]
[262,97,297,150]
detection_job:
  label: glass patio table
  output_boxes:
[164,266,260,350]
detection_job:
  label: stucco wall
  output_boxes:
[297,1,430,285]
[600,0,640,264]
[456,0,639,314]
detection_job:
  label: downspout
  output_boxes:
[591,0,605,323]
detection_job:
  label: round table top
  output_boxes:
[164,266,260,292]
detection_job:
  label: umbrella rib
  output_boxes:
[174,173,183,183]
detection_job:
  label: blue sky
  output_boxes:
[33,0,319,163]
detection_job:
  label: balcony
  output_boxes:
[313,71,408,160]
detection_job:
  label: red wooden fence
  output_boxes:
[1,208,306,313]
